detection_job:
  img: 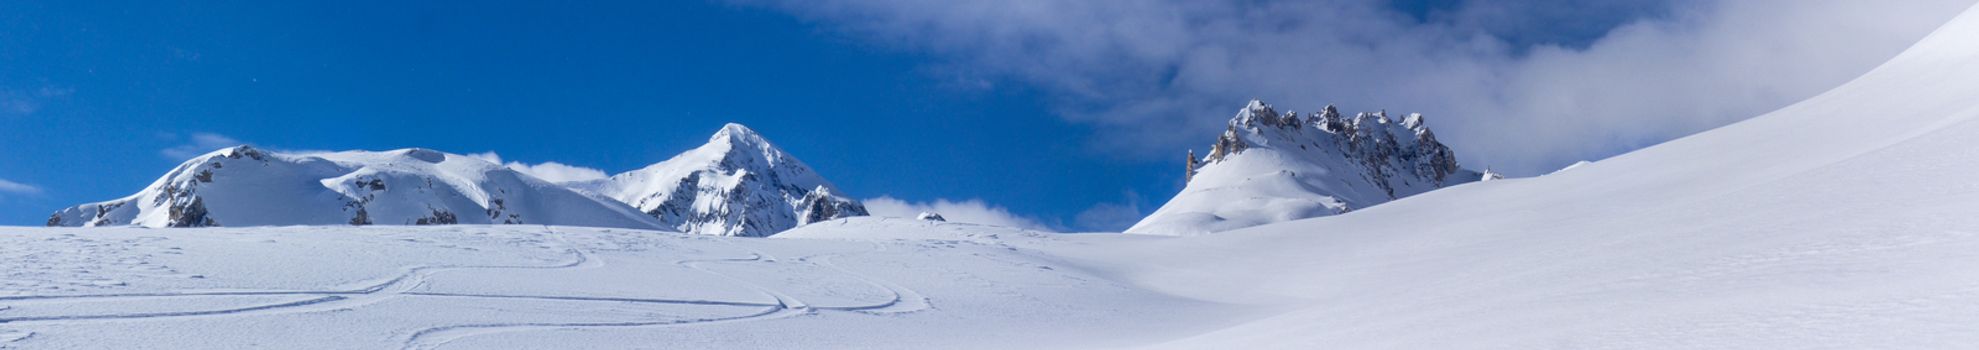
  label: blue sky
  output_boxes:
[0,1,1162,229]
[0,0,1967,228]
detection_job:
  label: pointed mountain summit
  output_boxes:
[576,123,868,237]
[1128,99,1482,235]
[47,146,665,229]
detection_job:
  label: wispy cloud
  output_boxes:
[746,0,1976,174]
[466,152,609,184]
[1071,191,1144,232]
[0,178,41,196]
[0,85,74,117]
[863,196,1052,231]
[160,133,244,160]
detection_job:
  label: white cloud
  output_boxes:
[467,152,609,184]
[863,196,1052,231]
[160,132,244,159]
[464,152,503,164]
[746,0,1977,174]
[0,178,40,195]
[506,162,609,183]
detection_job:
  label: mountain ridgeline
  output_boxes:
[46,146,665,230]
[47,105,1475,237]
[48,124,868,237]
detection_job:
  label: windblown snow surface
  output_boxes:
[5,4,1979,349]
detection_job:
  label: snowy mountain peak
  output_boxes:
[48,146,663,229]
[709,122,770,148]
[579,123,867,237]
[689,123,809,178]
[1133,99,1481,235]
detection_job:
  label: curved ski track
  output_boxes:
[400,237,934,349]
[0,227,937,350]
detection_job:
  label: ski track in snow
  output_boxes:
[399,236,932,349]
[0,228,597,326]
[0,226,938,349]
[803,241,934,315]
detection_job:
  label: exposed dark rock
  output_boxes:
[1190,100,1470,198]
[224,145,267,161]
[347,199,372,226]
[349,206,371,225]
[1185,149,1200,183]
[796,186,869,226]
[485,198,522,224]
[167,196,216,227]
[1206,124,1249,163]
[89,202,125,226]
[413,209,457,225]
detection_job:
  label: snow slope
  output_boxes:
[1082,3,1979,348]
[574,124,867,237]
[1128,100,1480,236]
[0,225,1250,349]
[46,146,663,230]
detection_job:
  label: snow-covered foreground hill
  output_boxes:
[0,223,1251,349]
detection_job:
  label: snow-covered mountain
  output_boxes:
[44,124,862,236]
[1117,5,1979,347]
[1127,100,1481,235]
[573,123,867,237]
[46,146,665,229]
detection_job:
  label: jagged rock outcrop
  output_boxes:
[1128,99,1483,236]
[574,123,868,237]
[47,146,664,229]
[797,186,869,226]
[1185,149,1201,183]
[917,212,947,222]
